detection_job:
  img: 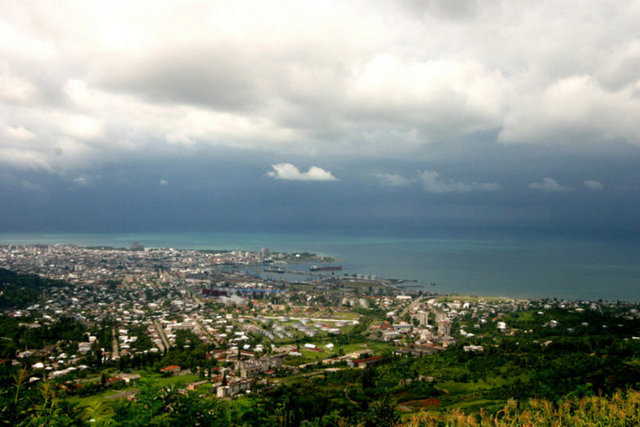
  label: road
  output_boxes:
[153,319,170,350]
[262,316,357,323]
[191,316,219,346]
[111,328,120,359]
[399,296,424,318]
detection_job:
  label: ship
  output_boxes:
[309,265,342,272]
[264,266,285,273]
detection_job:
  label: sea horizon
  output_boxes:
[1,230,638,302]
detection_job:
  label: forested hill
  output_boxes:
[0,268,65,309]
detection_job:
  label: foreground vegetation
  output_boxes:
[405,390,640,426]
[3,372,640,426]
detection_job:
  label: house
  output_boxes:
[381,331,400,342]
[160,365,181,375]
[119,373,141,384]
[395,345,443,357]
[186,380,209,391]
[347,356,381,369]
[78,342,92,354]
[105,376,124,386]
[393,322,412,333]
[440,336,456,347]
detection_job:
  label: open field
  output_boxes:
[69,373,200,409]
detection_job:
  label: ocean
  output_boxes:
[0,231,638,301]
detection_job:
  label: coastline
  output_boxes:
[1,231,639,301]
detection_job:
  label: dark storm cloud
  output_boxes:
[101,42,262,111]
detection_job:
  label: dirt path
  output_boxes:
[343,383,358,406]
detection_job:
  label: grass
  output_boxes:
[401,390,640,426]
[156,373,199,387]
[69,391,124,409]
[517,311,536,322]
[438,381,497,394]
[69,373,200,409]
[446,398,506,414]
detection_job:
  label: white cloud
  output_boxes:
[528,177,571,192]
[373,173,415,187]
[73,176,90,186]
[267,163,337,181]
[72,174,100,186]
[584,179,603,190]
[418,170,501,194]
[60,114,105,140]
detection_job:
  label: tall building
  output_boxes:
[415,310,429,326]
[439,320,452,337]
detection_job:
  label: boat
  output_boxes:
[264,266,285,273]
[309,265,342,272]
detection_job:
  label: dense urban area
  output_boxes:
[1,244,640,426]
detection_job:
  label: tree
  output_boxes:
[110,374,229,426]
[13,367,29,405]
[20,379,84,427]
[363,395,399,427]
[94,349,102,368]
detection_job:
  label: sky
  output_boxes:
[1,0,639,236]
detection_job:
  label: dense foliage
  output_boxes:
[0,268,65,309]
[0,316,86,359]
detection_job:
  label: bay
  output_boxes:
[0,231,638,301]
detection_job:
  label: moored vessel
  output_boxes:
[309,265,342,272]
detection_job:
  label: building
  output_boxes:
[202,289,228,297]
[381,331,400,342]
[216,379,250,398]
[160,365,181,375]
[236,355,285,378]
[347,356,381,369]
[415,310,429,326]
[439,320,452,337]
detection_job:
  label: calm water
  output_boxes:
[0,231,638,301]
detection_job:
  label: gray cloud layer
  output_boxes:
[419,170,501,194]
[2,1,640,172]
